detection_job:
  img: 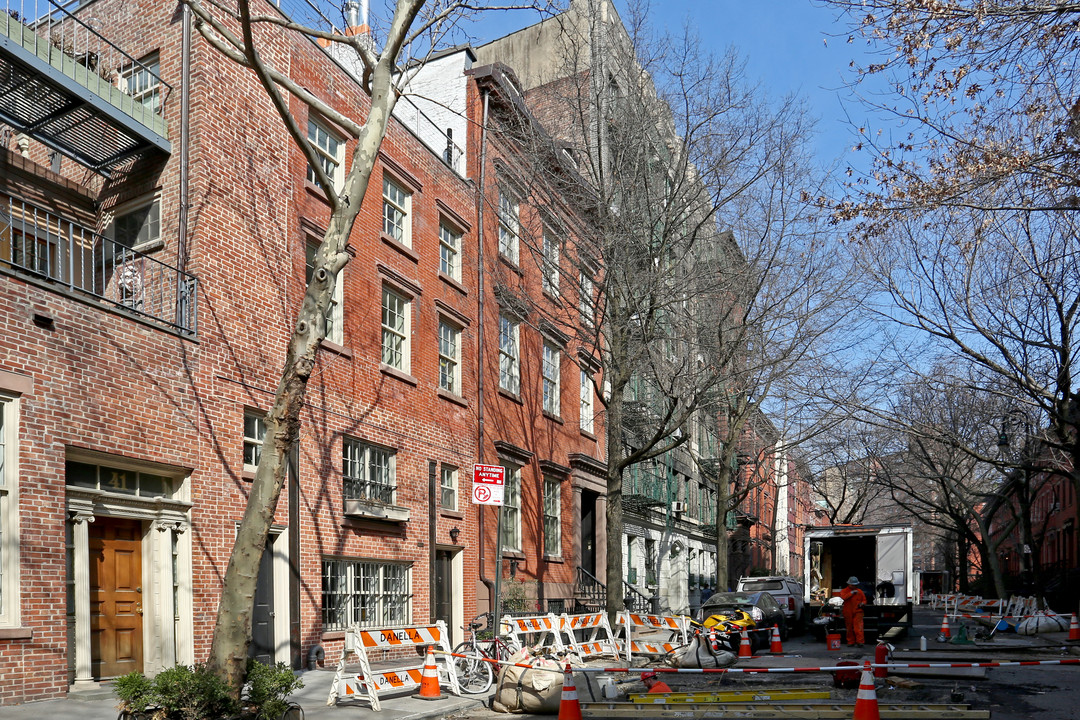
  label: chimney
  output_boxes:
[345,0,372,48]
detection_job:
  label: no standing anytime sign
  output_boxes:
[472,464,505,506]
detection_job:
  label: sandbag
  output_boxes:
[665,635,737,669]
[1016,611,1069,635]
[491,649,567,714]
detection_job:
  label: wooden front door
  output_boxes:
[90,518,143,678]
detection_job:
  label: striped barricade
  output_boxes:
[326,621,459,711]
[558,612,620,658]
[502,613,565,651]
[615,612,690,662]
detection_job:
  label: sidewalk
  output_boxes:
[0,667,488,720]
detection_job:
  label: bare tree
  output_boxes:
[178,0,549,690]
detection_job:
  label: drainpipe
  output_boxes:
[476,89,495,612]
[178,1,191,271]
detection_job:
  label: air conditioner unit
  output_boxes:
[671,501,687,513]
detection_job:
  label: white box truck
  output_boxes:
[803,524,915,640]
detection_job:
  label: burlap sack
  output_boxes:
[491,649,565,714]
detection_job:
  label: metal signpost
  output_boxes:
[473,463,506,645]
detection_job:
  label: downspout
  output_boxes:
[178,0,191,270]
[477,89,494,610]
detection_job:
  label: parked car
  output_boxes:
[698,590,788,649]
[737,576,806,629]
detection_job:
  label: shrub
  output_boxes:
[243,660,304,720]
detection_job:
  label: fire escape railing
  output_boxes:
[1,194,197,335]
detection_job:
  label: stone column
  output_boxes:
[595,493,607,585]
[69,511,95,687]
[152,520,178,672]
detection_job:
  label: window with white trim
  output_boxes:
[119,53,161,115]
[580,271,595,327]
[439,222,461,281]
[243,410,266,473]
[0,396,19,626]
[342,438,396,505]
[542,230,560,295]
[542,341,561,416]
[438,319,461,394]
[381,286,410,372]
[500,465,522,552]
[321,559,410,631]
[440,465,457,510]
[307,118,344,190]
[580,369,594,433]
[306,242,344,345]
[382,176,411,246]
[497,189,519,263]
[543,476,561,557]
[109,195,161,251]
[498,314,520,394]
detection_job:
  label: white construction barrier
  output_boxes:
[502,613,565,651]
[615,611,691,662]
[558,612,620,658]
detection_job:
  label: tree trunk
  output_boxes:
[714,463,731,591]
[605,399,625,623]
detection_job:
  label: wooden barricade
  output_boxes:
[326,621,458,711]
[558,612,620,658]
[502,613,565,651]
[615,612,690,662]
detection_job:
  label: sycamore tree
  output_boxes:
[826,0,1080,570]
[178,0,550,690]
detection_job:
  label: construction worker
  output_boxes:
[641,669,673,693]
[840,576,867,647]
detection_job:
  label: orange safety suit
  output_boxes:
[839,585,867,645]
[646,680,673,693]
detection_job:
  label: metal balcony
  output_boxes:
[1,193,197,335]
[1,0,170,175]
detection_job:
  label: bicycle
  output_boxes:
[451,613,522,694]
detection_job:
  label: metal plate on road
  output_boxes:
[580,702,990,718]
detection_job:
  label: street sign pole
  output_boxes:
[472,463,506,642]
[492,506,503,647]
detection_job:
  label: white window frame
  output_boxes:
[342,438,396,505]
[580,369,594,433]
[307,118,344,190]
[542,341,561,416]
[439,221,461,281]
[498,314,520,395]
[580,271,595,327]
[440,465,457,511]
[542,230,560,295]
[0,395,20,627]
[321,559,410,631]
[109,193,162,252]
[497,189,519,263]
[119,52,161,115]
[501,465,522,552]
[382,176,412,247]
[243,410,266,474]
[438,319,461,395]
[381,286,411,373]
[307,241,344,345]
[543,476,561,557]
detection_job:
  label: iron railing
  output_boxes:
[1,0,171,133]
[574,566,605,609]
[1,194,197,335]
[623,580,652,613]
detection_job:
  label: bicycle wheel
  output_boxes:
[452,641,494,694]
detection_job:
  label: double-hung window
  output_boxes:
[500,466,522,552]
[307,119,344,190]
[381,286,410,372]
[0,395,20,626]
[497,189,519,263]
[438,320,461,394]
[498,314,520,394]
[543,476,561,557]
[542,231,560,295]
[580,271,595,327]
[321,559,410,631]
[110,195,161,251]
[542,342,561,416]
[243,410,266,473]
[306,242,344,345]
[439,222,461,281]
[579,369,594,433]
[382,177,411,246]
[440,465,457,510]
[119,53,161,116]
[342,439,396,505]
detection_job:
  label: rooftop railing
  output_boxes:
[1,193,197,335]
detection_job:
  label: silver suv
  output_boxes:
[736,576,805,627]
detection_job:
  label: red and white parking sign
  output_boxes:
[472,464,505,506]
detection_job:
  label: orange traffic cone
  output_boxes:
[559,663,583,720]
[738,629,753,658]
[770,625,783,654]
[1069,614,1080,641]
[413,646,443,700]
[939,614,951,639]
[852,660,881,720]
